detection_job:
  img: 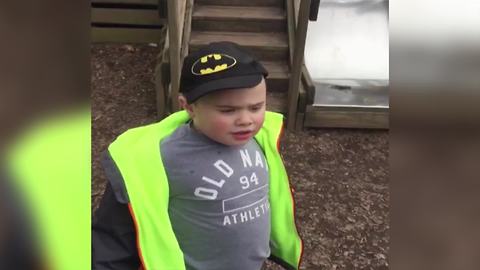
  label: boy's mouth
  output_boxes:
[231,130,253,141]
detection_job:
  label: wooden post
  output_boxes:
[286,0,296,65]
[286,0,311,131]
[155,26,168,119]
[167,0,188,112]
[168,0,180,111]
[181,0,194,60]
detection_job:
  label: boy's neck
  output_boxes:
[187,121,250,148]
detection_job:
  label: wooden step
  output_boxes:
[195,0,283,7]
[92,8,162,25]
[189,31,288,61]
[92,27,164,43]
[192,5,286,32]
[262,61,290,92]
[91,0,158,5]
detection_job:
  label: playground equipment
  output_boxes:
[91,0,389,130]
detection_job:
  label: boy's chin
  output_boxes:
[201,129,258,146]
[212,136,252,147]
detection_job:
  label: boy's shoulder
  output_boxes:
[160,123,190,148]
[160,123,220,158]
[111,111,190,149]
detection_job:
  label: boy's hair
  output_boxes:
[179,42,268,104]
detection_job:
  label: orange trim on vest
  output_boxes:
[288,182,304,269]
[128,203,147,270]
[276,122,284,152]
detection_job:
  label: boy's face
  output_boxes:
[181,78,267,146]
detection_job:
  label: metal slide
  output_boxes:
[304,0,389,109]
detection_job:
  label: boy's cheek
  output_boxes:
[209,116,231,132]
[255,113,266,127]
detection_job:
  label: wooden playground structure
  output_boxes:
[92,0,389,130]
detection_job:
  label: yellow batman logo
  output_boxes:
[191,53,237,75]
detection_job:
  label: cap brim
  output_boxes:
[186,74,263,103]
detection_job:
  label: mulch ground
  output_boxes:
[92,44,389,270]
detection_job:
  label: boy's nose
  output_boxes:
[235,111,253,126]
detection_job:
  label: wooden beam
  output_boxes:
[92,8,163,25]
[168,0,181,111]
[92,27,164,43]
[301,64,315,104]
[154,26,169,119]
[297,81,307,113]
[181,0,194,59]
[92,0,158,5]
[286,0,311,131]
[304,106,389,129]
[295,112,305,131]
[286,0,296,65]
[293,0,301,24]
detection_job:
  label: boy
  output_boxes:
[93,42,302,270]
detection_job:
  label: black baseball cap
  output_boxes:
[180,41,268,103]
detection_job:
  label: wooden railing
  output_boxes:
[167,0,186,111]
[164,0,194,112]
[286,0,320,130]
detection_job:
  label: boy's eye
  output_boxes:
[219,108,235,113]
[250,106,261,111]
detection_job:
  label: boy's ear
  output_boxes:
[178,95,195,117]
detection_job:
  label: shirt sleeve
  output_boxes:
[92,183,140,270]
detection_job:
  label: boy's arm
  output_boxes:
[92,182,140,270]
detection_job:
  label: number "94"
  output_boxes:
[239,172,259,189]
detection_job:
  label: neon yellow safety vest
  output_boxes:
[108,110,303,270]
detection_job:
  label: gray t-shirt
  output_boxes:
[160,124,271,270]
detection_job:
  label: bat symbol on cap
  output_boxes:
[191,53,237,75]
